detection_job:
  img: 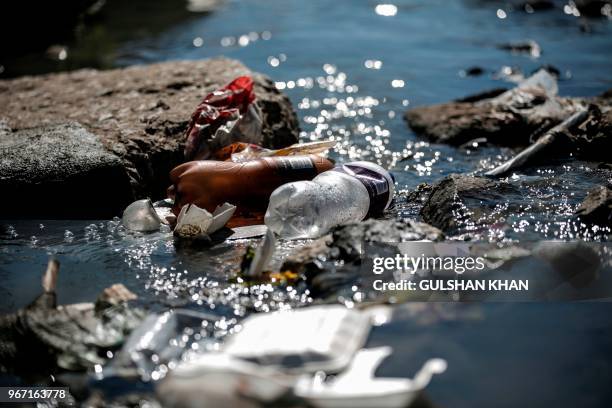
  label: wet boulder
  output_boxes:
[0,122,134,218]
[576,104,612,161]
[404,70,584,147]
[281,219,444,288]
[574,185,612,226]
[390,183,434,218]
[331,218,445,260]
[0,58,300,216]
[420,174,517,233]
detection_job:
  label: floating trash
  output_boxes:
[122,199,163,232]
[157,305,446,408]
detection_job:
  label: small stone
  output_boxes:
[95,284,138,312]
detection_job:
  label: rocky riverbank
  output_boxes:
[0,58,299,218]
[403,70,612,235]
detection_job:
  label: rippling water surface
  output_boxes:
[1,1,612,406]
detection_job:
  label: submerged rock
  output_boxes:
[459,66,485,77]
[0,58,300,217]
[518,1,556,12]
[420,174,517,233]
[282,219,444,288]
[575,185,612,226]
[0,122,134,218]
[497,40,542,58]
[405,70,584,147]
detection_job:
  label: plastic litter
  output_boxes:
[265,161,395,239]
[244,228,276,277]
[122,199,163,232]
[221,306,371,373]
[184,76,263,161]
[486,69,574,127]
[226,224,268,240]
[152,198,175,224]
[174,202,236,238]
[156,305,446,408]
[158,352,293,407]
[218,140,336,163]
[103,309,220,380]
[294,347,447,408]
[488,68,558,107]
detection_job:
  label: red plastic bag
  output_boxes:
[184,76,262,161]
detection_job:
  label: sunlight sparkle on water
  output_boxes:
[375,4,398,17]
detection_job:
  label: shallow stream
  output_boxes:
[1,1,612,406]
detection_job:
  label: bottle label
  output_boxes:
[332,164,390,217]
[263,156,318,182]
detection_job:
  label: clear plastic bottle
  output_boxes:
[265,161,395,239]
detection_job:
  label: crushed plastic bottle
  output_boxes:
[265,161,395,239]
[122,199,163,232]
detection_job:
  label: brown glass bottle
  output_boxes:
[168,155,333,224]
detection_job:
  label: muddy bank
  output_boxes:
[0,58,299,218]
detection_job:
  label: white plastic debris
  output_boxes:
[222,306,371,373]
[516,68,558,95]
[489,68,558,107]
[227,224,268,240]
[122,199,163,232]
[152,198,175,224]
[295,347,447,408]
[156,305,446,408]
[174,202,236,238]
[104,309,217,380]
[246,228,276,277]
[158,353,294,406]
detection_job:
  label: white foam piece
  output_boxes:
[222,305,372,374]
[295,347,447,408]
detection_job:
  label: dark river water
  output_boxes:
[1,0,612,407]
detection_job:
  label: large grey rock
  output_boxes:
[0,122,134,218]
[575,185,612,226]
[0,58,300,206]
[420,174,517,233]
